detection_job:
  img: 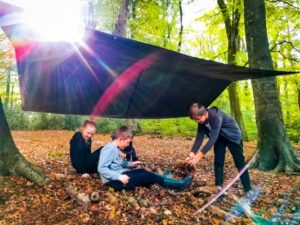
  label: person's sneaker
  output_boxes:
[217,186,228,195]
[216,186,228,201]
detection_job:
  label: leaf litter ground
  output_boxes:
[0,131,299,225]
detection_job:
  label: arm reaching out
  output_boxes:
[188,152,204,167]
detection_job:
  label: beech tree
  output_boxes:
[244,0,300,173]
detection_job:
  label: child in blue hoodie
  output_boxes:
[98,126,192,191]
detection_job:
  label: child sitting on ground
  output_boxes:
[70,120,101,177]
[98,126,192,191]
[111,133,138,161]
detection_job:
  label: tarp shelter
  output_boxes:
[0,1,297,118]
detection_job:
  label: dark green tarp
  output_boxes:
[0,1,297,118]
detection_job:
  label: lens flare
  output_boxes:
[225,187,261,222]
[226,191,300,225]
[91,52,160,116]
[3,0,85,42]
[23,0,84,42]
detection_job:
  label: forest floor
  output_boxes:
[0,130,299,225]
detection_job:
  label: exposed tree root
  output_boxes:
[11,155,50,184]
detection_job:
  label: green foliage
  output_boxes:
[285,112,300,143]
[63,115,84,130]
[96,118,125,134]
[128,0,182,51]
[139,118,197,136]
[3,105,29,130]
[31,113,65,130]
[92,0,121,32]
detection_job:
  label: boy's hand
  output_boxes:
[81,173,90,178]
[132,161,142,167]
[185,152,195,161]
[188,152,204,167]
[119,175,130,184]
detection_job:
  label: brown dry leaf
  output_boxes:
[110,206,116,218]
[90,204,101,212]
[79,213,90,223]
[0,131,297,225]
[162,219,168,225]
[212,218,222,225]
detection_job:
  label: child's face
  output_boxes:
[192,112,208,124]
[118,137,132,150]
[81,125,96,141]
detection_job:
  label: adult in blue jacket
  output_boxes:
[187,103,251,193]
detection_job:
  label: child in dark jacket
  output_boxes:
[70,120,101,177]
[187,103,251,193]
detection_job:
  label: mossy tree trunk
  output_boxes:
[0,96,49,183]
[244,0,300,173]
[217,0,248,141]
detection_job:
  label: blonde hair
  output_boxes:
[80,120,96,132]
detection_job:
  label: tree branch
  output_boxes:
[217,0,231,39]
[270,40,300,53]
[271,50,300,62]
[212,51,228,60]
[266,0,300,10]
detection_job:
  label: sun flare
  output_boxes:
[13,0,85,42]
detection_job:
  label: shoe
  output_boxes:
[217,186,228,196]
[216,186,228,201]
[155,170,173,179]
[162,175,192,191]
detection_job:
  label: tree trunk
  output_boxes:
[298,88,300,110]
[0,96,49,183]
[244,0,300,173]
[163,0,171,48]
[113,0,130,36]
[178,0,183,52]
[228,82,248,140]
[4,67,11,108]
[217,0,248,141]
[10,80,14,107]
[113,0,138,131]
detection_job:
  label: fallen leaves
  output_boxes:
[171,160,195,178]
[0,131,298,225]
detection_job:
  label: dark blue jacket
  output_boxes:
[191,107,242,155]
[70,132,100,174]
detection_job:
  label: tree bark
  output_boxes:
[113,0,130,36]
[178,0,183,52]
[113,0,138,131]
[217,0,248,141]
[4,67,10,108]
[0,96,49,183]
[163,0,171,48]
[298,88,300,110]
[244,0,300,173]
